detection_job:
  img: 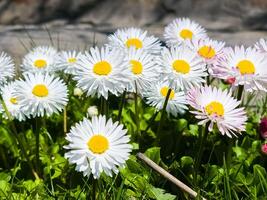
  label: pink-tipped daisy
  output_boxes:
[214,46,267,92]
[187,85,247,137]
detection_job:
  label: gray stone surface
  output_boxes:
[0,0,267,61]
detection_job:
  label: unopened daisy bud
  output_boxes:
[87,106,98,117]
[261,143,267,155]
[73,87,83,97]
[259,117,267,139]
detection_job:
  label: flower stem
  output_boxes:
[236,85,244,102]
[0,97,39,179]
[63,106,67,134]
[194,124,209,185]
[35,117,41,175]
[118,90,126,122]
[145,111,159,132]
[156,88,172,139]
[134,82,140,135]
[92,178,97,200]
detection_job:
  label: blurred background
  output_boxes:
[1,0,267,58]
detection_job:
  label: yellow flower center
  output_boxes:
[87,135,109,154]
[130,60,143,74]
[68,57,77,63]
[34,59,47,68]
[198,46,216,59]
[160,86,175,100]
[125,38,143,49]
[93,61,112,76]
[172,60,190,74]
[32,84,49,97]
[179,29,193,40]
[205,101,224,116]
[236,60,255,75]
[10,97,18,104]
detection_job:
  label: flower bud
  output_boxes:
[261,143,267,155]
[73,87,83,97]
[87,106,98,117]
[259,117,267,139]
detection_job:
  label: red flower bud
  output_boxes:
[259,117,267,139]
[225,77,236,84]
[261,143,267,155]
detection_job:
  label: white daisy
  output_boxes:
[158,46,207,90]
[187,85,247,137]
[0,52,15,84]
[124,47,158,94]
[14,73,68,117]
[187,38,225,68]
[108,27,161,54]
[64,115,132,179]
[73,46,130,99]
[0,81,26,121]
[214,46,267,92]
[56,50,83,74]
[255,38,267,53]
[164,18,207,47]
[21,46,58,73]
[144,80,188,116]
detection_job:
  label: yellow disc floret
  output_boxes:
[87,135,109,154]
[32,84,49,97]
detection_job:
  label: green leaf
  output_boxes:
[177,119,188,132]
[145,147,161,164]
[148,187,176,200]
[180,156,193,168]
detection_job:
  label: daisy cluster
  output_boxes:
[0,17,266,178]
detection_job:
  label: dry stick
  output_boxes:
[137,153,207,200]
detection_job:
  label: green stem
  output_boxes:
[63,106,67,134]
[104,98,108,117]
[194,124,209,185]
[144,111,159,132]
[134,82,140,135]
[236,85,244,102]
[0,145,8,168]
[92,178,97,200]
[100,96,104,115]
[156,88,172,139]
[35,117,41,175]
[118,90,126,122]
[0,97,39,179]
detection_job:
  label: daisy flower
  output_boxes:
[187,85,247,137]
[144,80,188,116]
[187,38,225,67]
[64,115,132,179]
[124,47,158,94]
[0,81,26,121]
[0,52,15,84]
[254,38,267,53]
[21,46,58,73]
[73,46,130,99]
[214,46,267,92]
[56,50,83,74]
[164,18,207,47]
[14,73,68,117]
[158,46,207,90]
[108,27,161,54]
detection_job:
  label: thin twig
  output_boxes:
[137,153,207,200]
